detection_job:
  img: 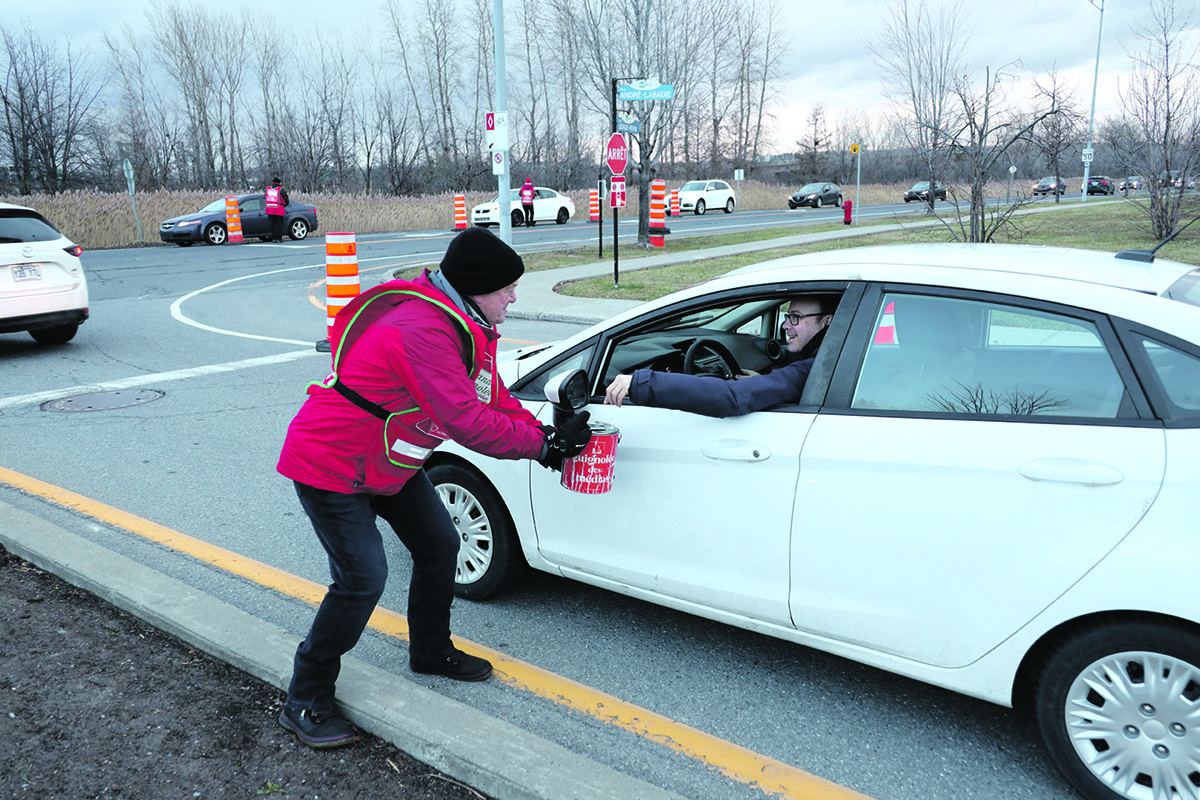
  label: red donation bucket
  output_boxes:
[560,422,620,494]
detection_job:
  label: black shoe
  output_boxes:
[278,706,358,749]
[410,648,493,681]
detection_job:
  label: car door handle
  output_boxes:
[699,440,771,462]
[1017,458,1124,486]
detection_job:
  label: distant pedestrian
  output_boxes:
[519,178,535,226]
[265,176,289,242]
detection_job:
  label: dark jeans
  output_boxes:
[522,203,533,225]
[269,213,285,241]
[286,472,459,712]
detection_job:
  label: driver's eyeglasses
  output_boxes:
[783,312,823,325]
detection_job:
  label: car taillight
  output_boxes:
[64,244,83,257]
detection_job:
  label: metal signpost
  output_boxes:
[606,131,628,288]
[490,0,512,244]
[850,144,861,225]
[123,158,143,241]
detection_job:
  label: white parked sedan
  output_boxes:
[428,242,1200,800]
[470,187,575,227]
[0,202,89,344]
[674,179,736,215]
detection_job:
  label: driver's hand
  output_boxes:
[604,374,633,407]
[736,369,760,380]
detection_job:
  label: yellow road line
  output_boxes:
[0,465,874,800]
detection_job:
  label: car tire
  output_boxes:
[556,207,569,224]
[288,219,309,240]
[29,323,78,345]
[835,195,843,207]
[814,197,822,209]
[427,461,527,600]
[511,209,524,227]
[1033,619,1200,800]
[203,223,227,245]
[724,198,735,214]
[695,199,706,215]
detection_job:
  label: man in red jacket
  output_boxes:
[276,227,591,749]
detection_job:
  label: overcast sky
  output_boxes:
[12,0,1190,155]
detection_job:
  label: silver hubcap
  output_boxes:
[435,482,493,585]
[1065,650,1200,800]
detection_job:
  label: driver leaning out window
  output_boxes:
[604,296,834,417]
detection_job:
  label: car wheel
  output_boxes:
[556,207,569,224]
[835,195,843,207]
[695,199,706,215]
[29,324,78,345]
[814,197,822,209]
[427,461,527,600]
[203,223,227,245]
[288,219,309,240]
[724,198,735,214]
[511,209,524,227]
[1033,619,1200,800]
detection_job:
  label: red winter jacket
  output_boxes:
[277,271,544,494]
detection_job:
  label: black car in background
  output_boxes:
[787,183,843,209]
[903,181,947,202]
[1085,176,1115,195]
[1032,177,1067,196]
[159,193,319,246]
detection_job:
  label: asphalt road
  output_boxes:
[0,220,1083,800]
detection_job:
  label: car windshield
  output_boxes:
[0,209,62,243]
[799,184,824,193]
[199,199,227,213]
[910,182,930,191]
[1165,270,1200,309]
[680,181,707,191]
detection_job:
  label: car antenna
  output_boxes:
[1116,214,1200,263]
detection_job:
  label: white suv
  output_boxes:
[0,203,88,344]
[675,179,736,215]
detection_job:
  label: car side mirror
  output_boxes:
[545,368,590,426]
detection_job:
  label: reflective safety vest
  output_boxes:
[311,279,497,470]
[520,183,534,204]
[266,186,285,215]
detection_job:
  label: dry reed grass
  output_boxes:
[2,180,918,251]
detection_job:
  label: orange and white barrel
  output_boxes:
[648,180,667,248]
[324,233,359,342]
[453,194,468,230]
[670,190,680,216]
[588,189,600,222]
[225,196,243,243]
[874,301,897,344]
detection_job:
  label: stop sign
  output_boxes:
[606,132,627,175]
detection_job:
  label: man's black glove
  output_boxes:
[537,410,592,471]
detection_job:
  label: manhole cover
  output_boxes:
[42,389,165,413]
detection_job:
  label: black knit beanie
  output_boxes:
[439,227,525,296]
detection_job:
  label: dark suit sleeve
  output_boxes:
[627,359,814,418]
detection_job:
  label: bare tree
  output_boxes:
[867,0,968,212]
[104,24,181,189]
[1029,69,1084,204]
[729,0,788,171]
[0,23,102,193]
[1115,0,1200,239]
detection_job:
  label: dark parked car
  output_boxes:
[159,193,319,246]
[787,183,843,209]
[1084,175,1115,195]
[903,181,947,203]
[1119,176,1143,192]
[1032,177,1067,196]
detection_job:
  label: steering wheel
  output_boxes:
[683,338,741,379]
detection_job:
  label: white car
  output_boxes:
[0,202,88,344]
[674,179,735,215]
[470,187,575,227]
[428,242,1200,800]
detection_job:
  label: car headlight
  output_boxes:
[176,219,200,228]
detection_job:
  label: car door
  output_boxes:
[526,295,814,626]
[239,196,268,236]
[789,286,1166,668]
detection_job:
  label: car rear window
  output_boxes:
[1164,270,1200,309]
[0,209,62,244]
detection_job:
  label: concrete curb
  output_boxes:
[0,500,686,800]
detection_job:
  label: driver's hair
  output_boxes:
[789,295,838,318]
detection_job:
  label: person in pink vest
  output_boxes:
[275,226,592,749]
[265,176,289,242]
[519,178,535,226]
